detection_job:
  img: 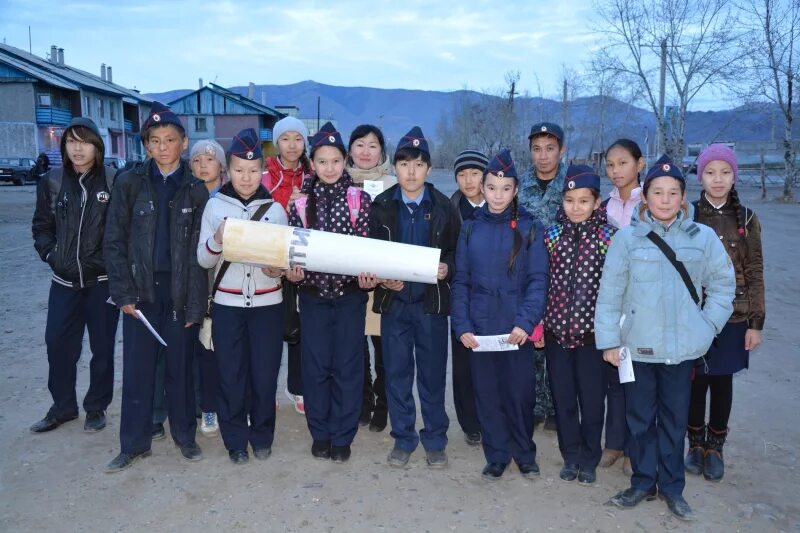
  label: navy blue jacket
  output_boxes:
[451,204,549,338]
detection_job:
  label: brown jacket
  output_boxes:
[694,193,765,329]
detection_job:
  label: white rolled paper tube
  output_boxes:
[222,219,440,284]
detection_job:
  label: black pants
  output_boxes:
[451,329,480,436]
[604,362,627,451]
[195,338,219,413]
[287,342,303,396]
[688,373,733,430]
[545,336,607,468]
[45,281,119,418]
[362,335,387,414]
[213,303,284,452]
[119,274,196,454]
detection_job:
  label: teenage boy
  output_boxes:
[370,127,460,468]
[518,122,567,432]
[449,149,488,446]
[104,102,209,472]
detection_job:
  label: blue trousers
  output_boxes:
[451,329,481,436]
[470,343,536,465]
[604,362,627,451]
[120,274,197,454]
[381,300,449,452]
[625,360,694,497]
[45,281,119,418]
[212,303,283,452]
[545,336,607,468]
[299,290,367,446]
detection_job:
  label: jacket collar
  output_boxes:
[631,202,700,238]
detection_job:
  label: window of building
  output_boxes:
[84,96,91,116]
[98,99,104,119]
[38,94,51,107]
[110,102,116,121]
[195,117,207,132]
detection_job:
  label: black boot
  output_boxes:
[684,425,705,475]
[704,426,727,482]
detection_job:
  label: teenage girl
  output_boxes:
[684,144,764,482]
[451,149,549,481]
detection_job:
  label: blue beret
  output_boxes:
[396,126,429,156]
[142,102,184,138]
[485,148,517,180]
[644,154,684,186]
[528,122,564,142]
[228,128,262,161]
[563,164,600,192]
[310,121,345,153]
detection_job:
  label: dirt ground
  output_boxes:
[0,177,798,533]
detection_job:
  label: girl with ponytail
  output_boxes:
[451,148,549,481]
[684,144,765,483]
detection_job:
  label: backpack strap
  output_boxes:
[294,196,308,228]
[645,231,700,305]
[346,186,362,228]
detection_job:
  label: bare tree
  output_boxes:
[593,0,740,162]
[739,0,800,201]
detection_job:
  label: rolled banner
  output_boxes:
[222,219,440,284]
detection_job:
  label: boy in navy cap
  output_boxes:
[370,126,461,468]
[519,121,566,431]
[104,102,209,472]
[542,164,617,485]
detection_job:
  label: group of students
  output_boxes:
[30,102,764,522]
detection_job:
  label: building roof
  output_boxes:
[0,43,152,104]
[168,83,285,118]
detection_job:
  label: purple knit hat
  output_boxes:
[697,144,738,182]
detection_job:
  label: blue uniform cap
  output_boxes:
[228,128,262,161]
[485,148,518,180]
[528,121,564,142]
[563,164,601,192]
[396,126,430,156]
[310,121,345,153]
[142,102,184,139]
[643,154,685,186]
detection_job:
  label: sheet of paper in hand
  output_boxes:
[472,334,519,352]
[618,346,635,383]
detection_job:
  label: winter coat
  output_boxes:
[544,207,617,349]
[451,204,548,337]
[198,183,288,308]
[594,204,735,364]
[32,165,115,289]
[104,159,209,323]
[287,172,372,299]
[261,156,309,211]
[370,183,461,315]
[518,162,567,228]
[693,193,765,329]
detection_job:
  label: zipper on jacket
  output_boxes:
[75,171,89,288]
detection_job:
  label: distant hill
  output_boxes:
[147,80,796,156]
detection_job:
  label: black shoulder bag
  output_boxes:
[199,201,274,351]
[645,231,713,366]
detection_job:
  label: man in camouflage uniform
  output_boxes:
[518,122,567,431]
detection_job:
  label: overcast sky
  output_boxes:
[0,0,733,109]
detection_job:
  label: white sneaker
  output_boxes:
[200,412,218,436]
[285,389,305,416]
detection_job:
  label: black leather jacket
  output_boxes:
[103,160,208,323]
[32,165,115,288]
[369,183,460,315]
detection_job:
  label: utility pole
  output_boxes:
[658,38,667,156]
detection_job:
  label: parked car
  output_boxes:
[0,157,36,185]
[104,157,126,169]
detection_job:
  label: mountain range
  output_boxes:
[148,80,794,157]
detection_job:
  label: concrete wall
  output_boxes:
[0,83,37,156]
[0,83,35,121]
[213,115,259,150]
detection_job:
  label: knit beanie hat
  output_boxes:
[190,139,226,170]
[273,116,309,148]
[453,149,489,178]
[696,144,738,182]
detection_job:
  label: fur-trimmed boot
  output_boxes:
[704,426,728,481]
[684,425,706,475]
